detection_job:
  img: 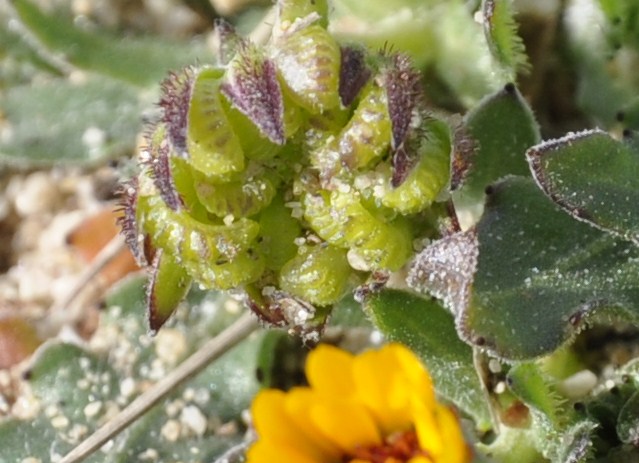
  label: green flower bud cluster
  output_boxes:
[120,0,451,335]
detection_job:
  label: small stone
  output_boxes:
[21,458,42,463]
[180,405,208,436]
[154,328,187,367]
[83,400,103,419]
[161,419,181,442]
[14,172,60,217]
[119,377,137,398]
[559,370,597,399]
[51,414,70,429]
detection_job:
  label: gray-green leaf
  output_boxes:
[465,176,639,360]
[527,129,639,245]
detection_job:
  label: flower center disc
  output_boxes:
[345,430,430,463]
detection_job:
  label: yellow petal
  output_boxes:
[309,397,382,452]
[246,439,320,463]
[387,343,435,401]
[415,403,469,463]
[285,388,342,459]
[251,389,330,460]
[306,344,357,398]
[432,404,470,463]
[352,347,414,433]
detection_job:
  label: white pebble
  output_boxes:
[83,401,103,419]
[154,329,187,366]
[559,370,598,398]
[13,172,60,217]
[180,405,208,436]
[161,419,181,442]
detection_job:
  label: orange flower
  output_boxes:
[247,343,471,463]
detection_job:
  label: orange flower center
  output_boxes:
[345,430,430,463]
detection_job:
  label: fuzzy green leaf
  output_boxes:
[452,83,540,219]
[507,362,566,427]
[365,288,491,430]
[11,0,207,86]
[527,129,639,245]
[481,0,529,79]
[464,176,639,360]
[0,76,143,167]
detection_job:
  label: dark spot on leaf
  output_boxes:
[573,401,585,412]
[22,370,32,381]
[610,386,620,395]
[475,336,486,346]
[255,367,264,382]
[485,185,495,195]
[338,46,371,107]
[623,128,633,138]
[617,111,626,122]
[504,82,516,94]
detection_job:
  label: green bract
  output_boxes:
[121,0,451,335]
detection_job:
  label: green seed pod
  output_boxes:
[375,119,452,214]
[311,80,392,182]
[303,188,412,270]
[277,0,329,29]
[136,193,260,275]
[187,67,245,178]
[273,23,341,114]
[192,167,278,218]
[168,156,211,221]
[279,244,351,306]
[222,100,282,161]
[194,250,265,290]
[258,194,302,271]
